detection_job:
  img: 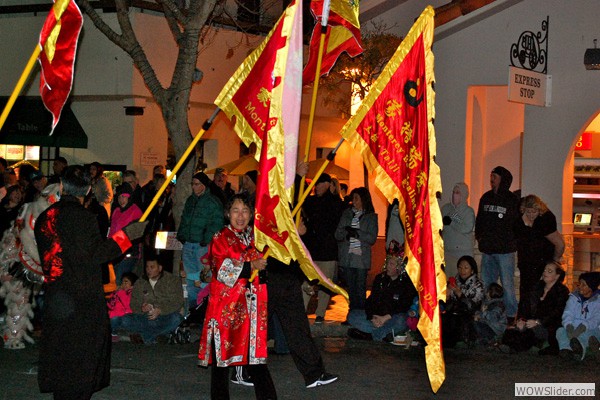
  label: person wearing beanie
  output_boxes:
[475,166,520,321]
[556,271,600,360]
[109,181,143,285]
[177,172,224,309]
[441,182,475,278]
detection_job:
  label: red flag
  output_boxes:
[338,6,445,392]
[302,0,363,84]
[215,0,347,299]
[38,0,83,134]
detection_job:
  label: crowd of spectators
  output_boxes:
[1,156,599,400]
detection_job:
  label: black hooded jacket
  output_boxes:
[475,166,519,254]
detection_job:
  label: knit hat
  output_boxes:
[117,183,133,197]
[315,173,332,184]
[193,172,212,187]
[244,170,258,185]
[579,271,600,291]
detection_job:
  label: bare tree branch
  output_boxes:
[156,0,186,26]
[77,0,126,48]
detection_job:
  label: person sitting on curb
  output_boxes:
[347,241,417,342]
[556,271,600,360]
[120,254,184,344]
[108,272,138,342]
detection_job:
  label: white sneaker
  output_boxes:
[306,372,338,388]
[231,366,254,387]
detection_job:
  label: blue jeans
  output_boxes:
[118,312,183,344]
[556,326,600,359]
[182,242,208,309]
[347,309,408,341]
[111,315,128,333]
[481,253,517,317]
[345,268,369,311]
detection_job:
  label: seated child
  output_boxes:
[108,272,138,339]
[556,271,600,360]
[472,283,507,346]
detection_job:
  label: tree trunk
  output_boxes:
[163,95,195,229]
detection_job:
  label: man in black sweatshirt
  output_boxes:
[475,166,519,320]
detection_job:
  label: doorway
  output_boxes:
[465,85,525,207]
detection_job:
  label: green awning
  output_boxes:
[0,96,88,148]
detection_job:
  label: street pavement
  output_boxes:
[1,329,598,399]
[1,295,597,399]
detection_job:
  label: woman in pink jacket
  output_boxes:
[109,184,143,284]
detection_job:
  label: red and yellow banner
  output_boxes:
[38,0,83,134]
[338,6,445,392]
[215,0,347,299]
[302,0,363,84]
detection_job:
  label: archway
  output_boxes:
[567,111,600,288]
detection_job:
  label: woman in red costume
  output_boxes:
[198,193,276,400]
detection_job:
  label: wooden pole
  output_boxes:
[0,46,42,131]
[139,108,221,222]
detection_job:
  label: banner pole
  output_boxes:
[139,107,221,222]
[296,22,329,224]
[250,137,344,282]
[0,46,42,132]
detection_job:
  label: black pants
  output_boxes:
[267,258,325,385]
[518,261,545,309]
[211,364,276,400]
[442,312,473,348]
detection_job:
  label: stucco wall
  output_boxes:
[370,0,600,229]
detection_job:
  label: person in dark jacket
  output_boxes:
[301,173,343,323]
[514,194,564,310]
[212,167,235,205]
[475,165,519,320]
[346,249,417,341]
[501,262,569,355]
[34,165,147,399]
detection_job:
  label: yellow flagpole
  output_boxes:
[250,137,344,281]
[0,46,42,132]
[295,25,328,224]
[139,108,221,222]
